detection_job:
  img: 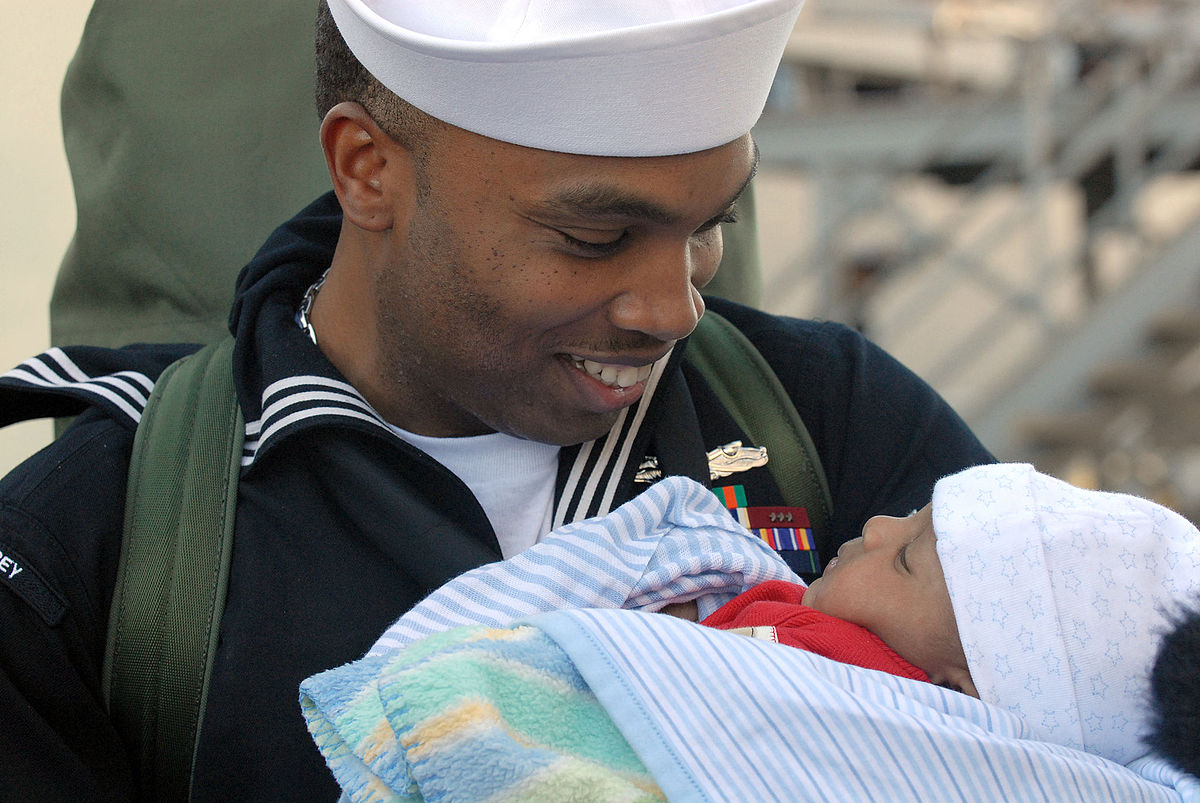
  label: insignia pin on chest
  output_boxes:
[707,440,768,480]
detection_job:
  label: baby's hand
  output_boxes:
[659,600,699,621]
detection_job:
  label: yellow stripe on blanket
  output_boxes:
[401,698,505,758]
[505,755,666,803]
[360,716,399,765]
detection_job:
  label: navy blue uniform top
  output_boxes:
[0,192,992,800]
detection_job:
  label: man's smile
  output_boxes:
[569,356,655,388]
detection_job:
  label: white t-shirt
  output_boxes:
[388,426,559,559]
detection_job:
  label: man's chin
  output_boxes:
[505,410,623,447]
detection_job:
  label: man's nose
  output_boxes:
[607,242,717,342]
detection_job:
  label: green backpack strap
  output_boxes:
[103,336,242,801]
[689,311,833,536]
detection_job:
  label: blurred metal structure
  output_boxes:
[753,0,1200,520]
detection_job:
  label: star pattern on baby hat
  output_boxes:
[1070,531,1089,553]
[990,601,1010,627]
[968,599,986,622]
[1068,617,1091,650]
[1060,568,1082,593]
[1040,649,1062,676]
[1022,541,1041,566]
[1024,591,1048,620]
[1143,552,1160,573]
[1016,627,1035,652]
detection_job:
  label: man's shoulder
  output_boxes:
[701,296,879,378]
[699,296,982,428]
[0,342,201,431]
[705,297,862,348]
[0,407,134,634]
[0,341,202,626]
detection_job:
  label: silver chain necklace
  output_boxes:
[297,268,330,346]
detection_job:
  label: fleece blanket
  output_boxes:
[302,623,663,802]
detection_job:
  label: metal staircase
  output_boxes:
[752,0,1200,518]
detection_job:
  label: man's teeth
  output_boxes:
[575,359,653,388]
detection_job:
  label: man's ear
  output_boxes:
[320,102,410,232]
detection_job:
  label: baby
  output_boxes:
[697,462,1200,767]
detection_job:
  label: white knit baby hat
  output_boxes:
[326,0,806,156]
[932,463,1200,765]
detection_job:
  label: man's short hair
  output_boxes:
[313,0,439,151]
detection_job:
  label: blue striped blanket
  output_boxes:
[300,477,1199,801]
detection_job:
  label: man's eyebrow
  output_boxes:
[537,145,760,226]
[538,185,677,225]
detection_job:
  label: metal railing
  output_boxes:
[753,0,1200,459]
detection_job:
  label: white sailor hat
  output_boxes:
[326,0,806,157]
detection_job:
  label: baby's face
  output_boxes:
[803,504,976,695]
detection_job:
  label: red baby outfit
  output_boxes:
[702,580,929,682]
